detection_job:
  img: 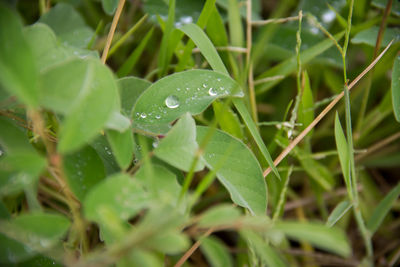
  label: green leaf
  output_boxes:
[367,182,400,235]
[334,113,351,189]
[142,231,190,254]
[101,0,119,15]
[200,236,234,267]
[227,0,244,47]
[84,173,149,223]
[132,70,243,134]
[39,3,94,48]
[24,23,98,72]
[0,212,70,263]
[180,23,228,74]
[351,26,400,47]
[91,135,120,175]
[197,126,267,215]
[106,129,134,170]
[0,152,46,198]
[242,230,287,267]
[213,100,243,139]
[298,71,314,133]
[63,145,106,201]
[154,113,204,172]
[0,4,39,107]
[118,77,151,116]
[233,99,280,178]
[158,0,176,77]
[326,200,352,227]
[274,221,351,257]
[0,117,34,154]
[392,55,400,122]
[40,58,120,153]
[198,204,242,228]
[135,164,181,204]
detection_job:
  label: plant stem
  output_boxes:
[101,0,126,64]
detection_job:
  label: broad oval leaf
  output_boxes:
[197,126,267,215]
[64,145,106,201]
[84,173,148,224]
[106,129,134,170]
[39,3,94,48]
[154,113,204,172]
[351,26,400,47]
[274,221,351,257]
[392,55,400,122]
[40,58,120,153]
[132,70,243,133]
[0,5,39,107]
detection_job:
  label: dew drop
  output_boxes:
[165,95,180,109]
[140,113,147,118]
[202,84,207,88]
[177,87,181,91]
[208,87,218,96]
[155,114,161,119]
[217,78,221,82]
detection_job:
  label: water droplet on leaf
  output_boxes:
[208,87,218,96]
[165,95,180,109]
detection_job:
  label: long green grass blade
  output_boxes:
[158,0,176,77]
[367,182,400,235]
[334,112,351,193]
[326,200,352,227]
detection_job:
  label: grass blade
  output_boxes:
[391,54,400,122]
[366,182,400,235]
[326,200,352,227]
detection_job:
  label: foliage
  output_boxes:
[0,0,399,266]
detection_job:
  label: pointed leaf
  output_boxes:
[132,70,243,133]
[367,182,400,235]
[197,126,267,215]
[106,129,134,170]
[154,113,204,172]
[274,221,351,257]
[334,113,350,188]
[326,200,352,227]
[200,236,234,267]
[63,145,106,201]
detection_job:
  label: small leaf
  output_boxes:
[142,231,190,254]
[200,236,234,267]
[106,129,134,170]
[0,117,34,154]
[84,173,148,223]
[39,3,94,48]
[274,221,351,257]
[326,200,352,227]
[90,135,120,175]
[132,70,243,134]
[0,5,39,107]
[198,126,267,215]
[63,145,106,201]
[154,113,204,172]
[118,77,151,116]
[334,113,351,188]
[392,55,400,122]
[101,0,119,15]
[242,230,287,267]
[24,23,98,72]
[367,182,400,235]
[40,58,120,153]
[298,71,314,133]
[135,164,181,204]
[198,204,242,228]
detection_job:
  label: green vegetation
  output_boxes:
[0,0,399,266]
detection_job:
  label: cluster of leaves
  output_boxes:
[0,0,399,266]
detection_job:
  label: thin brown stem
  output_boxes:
[263,40,394,177]
[101,0,126,64]
[174,227,215,267]
[355,131,400,161]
